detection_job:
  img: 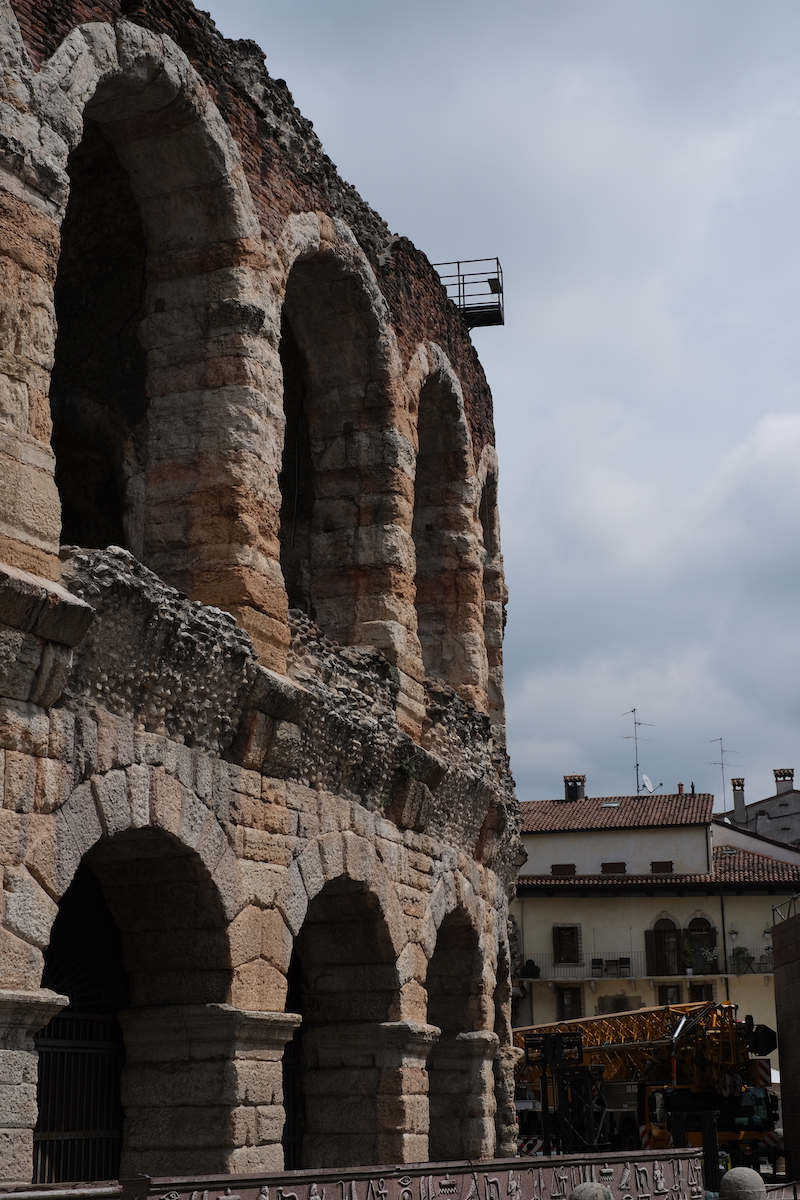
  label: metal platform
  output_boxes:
[433,257,504,328]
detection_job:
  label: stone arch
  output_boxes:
[274,214,416,671]
[410,344,487,710]
[278,838,407,1169]
[275,829,407,958]
[11,768,297,1180]
[424,900,498,1161]
[0,15,286,668]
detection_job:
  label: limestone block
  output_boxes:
[226,1142,286,1173]
[0,1049,36,1087]
[230,958,286,1011]
[28,642,72,709]
[260,909,292,972]
[225,1059,282,1106]
[240,861,286,910]
[0,1127,33,1186]
[0,1081,36,1128]
[0,630,41,704]
[3,752,35,814]
[95,710,135,773]
[262,718,301,778]
[0,931,42,989]
[2,865,57,949]
[0,700,48,758]
[228,905,263,969]
[92,770,131,837]
[126,763,150,828]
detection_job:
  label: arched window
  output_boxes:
[646,917,679,976]
[685,917,717,973]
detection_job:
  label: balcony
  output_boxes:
[520,953,646,981]
[433,258,504,328]
[519,949,774,981]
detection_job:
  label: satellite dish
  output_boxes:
[642,774,654,793]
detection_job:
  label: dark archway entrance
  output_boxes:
[282,877,399,1169]
[50,117,148,551]
[426,909,488,1161]
[35,828,235,1181]
[34,863,128,1183]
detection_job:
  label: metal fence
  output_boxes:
[520,949,773,980]
[432,258,504,328]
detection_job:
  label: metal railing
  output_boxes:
[519,949,773,980]
[520,952,646,980]
[774,893,800,923]
[433,258,504,328]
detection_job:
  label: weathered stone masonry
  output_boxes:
[0,0,519,1184]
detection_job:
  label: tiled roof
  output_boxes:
[517,846,800,889]
[520,793,714,834]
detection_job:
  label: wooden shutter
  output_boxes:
[645,928,657,975]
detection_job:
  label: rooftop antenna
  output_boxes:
[621,708,655,795]
[710,738,739,813]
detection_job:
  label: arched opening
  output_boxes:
[278,256,394,644]
[283,877,399,1168]
[50,117,148,549]
[35,828,234,1181]
[412,375,473,687]
[34,863,127,1183]
[684,917,717,973]
[647,918,680,976]
[412,374,488,710]
[426,909,486,1161]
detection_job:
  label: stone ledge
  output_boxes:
[0,561,94,647]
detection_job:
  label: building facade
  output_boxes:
[731,769,800,847]
[510,780,800,1035]
[0,0,520,1184]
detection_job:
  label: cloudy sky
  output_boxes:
[203,0,800,808]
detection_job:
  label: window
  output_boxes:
[601,861,626,874]
[551,863,576,876]
[689,982,714,1002]
[651,861,673,874]
[556,986,583,1020]
[658,984,682,1005]
[552,925,581,964]
[685,917,717,973]
[645,918,679,975]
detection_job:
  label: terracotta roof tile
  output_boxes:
[519,793,714,834]
[517,845,800,889]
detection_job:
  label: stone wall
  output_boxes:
[0,0,519,1184]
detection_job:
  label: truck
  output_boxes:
[513,1002,779,1164]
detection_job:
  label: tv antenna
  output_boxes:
[621,708,656,795]
[710,738,739,813]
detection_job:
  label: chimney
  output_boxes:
[677,783,684,795]
[563,774,586,802]
[774,768,794,795]
[731,778,745,824]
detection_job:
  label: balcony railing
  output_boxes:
[433,258,504,328]
[519,949,774,981]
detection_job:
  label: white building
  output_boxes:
[510,776,800,1037]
